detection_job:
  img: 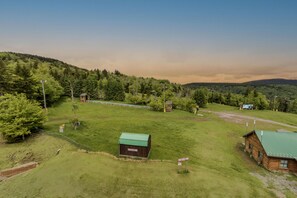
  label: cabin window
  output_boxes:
[258,151,263,159]
[249,144,253,150]
[279,160,288,169]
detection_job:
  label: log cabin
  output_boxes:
[243,130,297,173]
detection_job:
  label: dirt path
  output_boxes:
[250,172,297,198]
[202,110,297,129]
[88,100,151,109]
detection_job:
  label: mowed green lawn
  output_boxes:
[1,101,293,197]
[0,134,75,170]
[206,103,297,127]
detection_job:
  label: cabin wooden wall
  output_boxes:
[245,133,267,164]
[267,158,297,172]
[245,132,297,173]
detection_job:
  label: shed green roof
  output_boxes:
[254,130,297,160]
[119,132,150,147]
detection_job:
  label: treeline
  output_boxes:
[1,52,296,114]
[185,82,297,109]
[194,88,297,113]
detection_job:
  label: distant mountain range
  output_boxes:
[244,78,297,86]
[185,78,297,87]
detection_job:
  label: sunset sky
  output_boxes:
[1,0,297,83]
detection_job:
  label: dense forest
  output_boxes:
[1,52,297,114]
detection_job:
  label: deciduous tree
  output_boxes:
[0,94,46,142]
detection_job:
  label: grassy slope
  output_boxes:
[1,101,290,197]
[206,103,297,127]
[0,134,75,170]
[0,151,273,198]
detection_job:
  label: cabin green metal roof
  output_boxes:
[254,130,297,160]
[119,132,149,147]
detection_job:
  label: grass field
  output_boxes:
[0,150,274,198]
[0,101,296,197]
[206,103,297,127]
[0,134,75,170]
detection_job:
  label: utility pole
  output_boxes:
[253,120,256,130]
[40,80,47,110]
[273,96,278,111]
[163,84,166,112]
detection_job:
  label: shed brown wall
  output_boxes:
[244,132,297,173]
[119,135,151,158]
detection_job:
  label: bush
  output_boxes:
[172,97,196,112]
[149,97,164,112]
[125,93,147,105]
[0,94,46,142]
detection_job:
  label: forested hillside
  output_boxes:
[1,52,297,114]
[0,52,184,107]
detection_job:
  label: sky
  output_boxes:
[1,0,297,83]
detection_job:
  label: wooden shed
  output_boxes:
[80,93,88,102]
[119,132,151,158]
[243,130,297,173]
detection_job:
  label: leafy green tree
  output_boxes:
[219,93,226,104]
[226,92,232,105]
[105,78,125,101]
[192,89,208,108]
[0,94,46,142]
[98,78,108,99]
[83,75,98,99]
[102,69,108,78]
[140,78,153,95]
[33,64,64,105]
[125,93,145,104]
[290,99,297,114]
[244,87,253,97]
[172,97,196,112]
[254,93,269,110]
[277,97,290,112]
[94,69,101,80]
[129,80,141,95]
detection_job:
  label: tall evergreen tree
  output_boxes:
[13,64,38,99]
[0,60,10,94]
[105,78,125,101]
